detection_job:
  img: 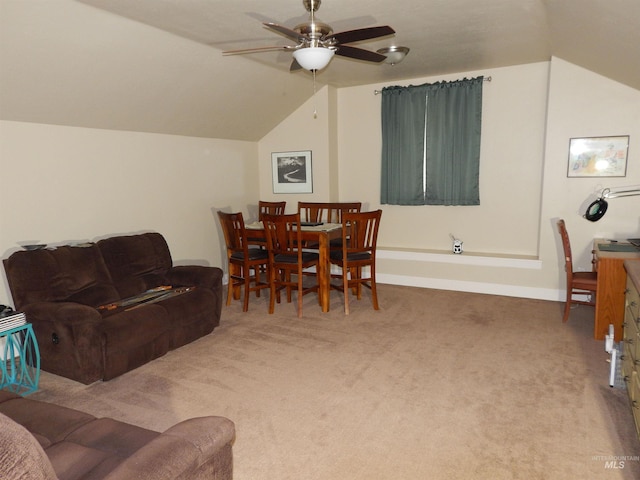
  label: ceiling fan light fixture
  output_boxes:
[293,47,334,71]
[377,46,410,65]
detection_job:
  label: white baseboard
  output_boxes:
[377,273,562,301]
[375,248,559,301]
[378,248,542,269]
[222,250,561,301]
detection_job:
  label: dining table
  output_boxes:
[244,221,343,313]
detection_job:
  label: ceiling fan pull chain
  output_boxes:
[313,69,318,119]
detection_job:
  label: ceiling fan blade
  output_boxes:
[264,22,306,43]
[222,45,294,56]
[328,25,395,45]
[335,45,387,63]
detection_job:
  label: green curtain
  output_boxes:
[380,77,483,205]
[380,85,428,205]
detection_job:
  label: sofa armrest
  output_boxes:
[22,302,105,384]
[0,412,58,480]
[166,266,223,291]
[103,416,235,480]
[23,301,103,326]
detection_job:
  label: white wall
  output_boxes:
[1,58,638,306]
[0,120,257,304]
[539,57,640,289]
[258,59,640,300]
[337,62,549,256]
[258,86,340,212]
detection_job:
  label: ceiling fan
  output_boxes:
[222,0,396,72]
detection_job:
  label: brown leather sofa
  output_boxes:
[3,233,223,384]
[0,390,235,480]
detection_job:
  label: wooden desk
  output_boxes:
[245,222,342,313]
[594,239,640,340]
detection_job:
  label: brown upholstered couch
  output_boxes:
[0,390,235,480]
[3,233,223,384]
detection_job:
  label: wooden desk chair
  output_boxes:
[556,219,598,322]
[262,213,320,318]
[217,211,269,312]
[330,210,382,315]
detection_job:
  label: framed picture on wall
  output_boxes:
[567,135,629,177]
[271,150,313,193]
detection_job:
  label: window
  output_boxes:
[380,77,483,206]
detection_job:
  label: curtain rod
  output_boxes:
[374,76,492,95]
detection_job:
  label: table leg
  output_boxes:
[317,233,330,312]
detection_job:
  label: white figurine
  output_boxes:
[450,234,463,254]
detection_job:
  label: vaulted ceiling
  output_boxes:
[1,0,639,141]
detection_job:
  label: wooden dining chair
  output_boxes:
[330,209,382,314]
[262,213,320,318]
[298,201,361,224]
[258,201,286,220]
[297,202,328,224]
[249,200,287,249]
[327,202,362,250]
[556,219,598,322]
[298,202,362,249]
[217,211,270,312]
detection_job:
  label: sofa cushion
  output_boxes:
[44,418,161,480]
[101,305,172,353]
[0,394,95,447]
[97,233,173,298]
[155,288,215,328]
[0,412,58,480]
[46,441,113,480]
[67,283,120,308]
[3,244,117,310]
[66,418,160,457]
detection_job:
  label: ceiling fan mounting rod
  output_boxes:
[303,0,321,13]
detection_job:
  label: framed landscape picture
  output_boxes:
[271,150,313,193]
[567,135,629,177]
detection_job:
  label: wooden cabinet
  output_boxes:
[623,260,640,439]
[594,240,640,341]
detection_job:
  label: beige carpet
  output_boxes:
[32,285,640,479]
